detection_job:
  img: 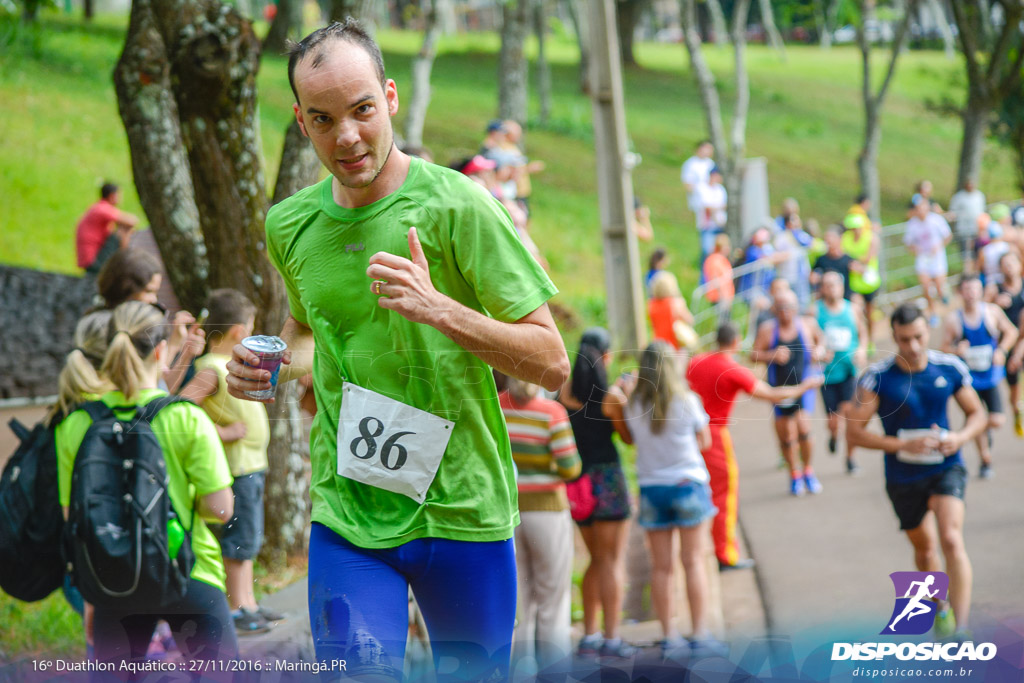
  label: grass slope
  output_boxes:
[1,13,1018,320]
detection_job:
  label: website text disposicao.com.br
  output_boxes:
[848,665,979,678]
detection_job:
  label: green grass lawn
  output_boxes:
[1,12,1018,317]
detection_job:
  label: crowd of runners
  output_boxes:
[35,13,1024,683]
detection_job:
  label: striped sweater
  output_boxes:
[499,391,582,512]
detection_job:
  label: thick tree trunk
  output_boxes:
[498,0,529,124]
[261,383,311,567]
[563,0,589,93]
[758,0,785,60]
[857,105,882,225]
[534,0,552,125]
[404,0,444,149]
[116,0,309,565]
[705,0,728,46]
[84,0,94,20]
[957,101,990,191]
[113,0,208,314]
[615,0,640,66]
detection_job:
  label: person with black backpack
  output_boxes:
[55,301,237,668]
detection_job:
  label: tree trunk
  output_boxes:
[330,0,374,26]
[273,120,322,204]
[563,0,589,93]
[498,0,529,124]
[758,0,785,60]
[113,0,208,314]
[615,0,640,66]
[403,0,444,149]
[261,383,311,567]
[116,0,310,565]
[705,0,728,46]
[84,0,94,21]
[725,0,751,242]
[534,0,552,125]
[926,0,954,59]
[857,104,882,225]
[957,100,990,191]
[680,0,726,157]
[264,0,301,56]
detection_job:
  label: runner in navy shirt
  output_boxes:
[847,304,986,642]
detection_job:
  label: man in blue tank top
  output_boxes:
[940,275,1017,479]
[848,304,987,641]
[815,272,867,474]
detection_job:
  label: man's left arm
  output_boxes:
[942,384,987,455]
[367,228,570,392]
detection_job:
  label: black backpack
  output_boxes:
[63,397,196,610]
[0,415,65,602]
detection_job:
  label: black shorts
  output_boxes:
[821,376,856,415]
[976,385,1004,414]
[576,462,631,526]
[218,470,266,560]
[855,288,878,304]
[886,464,967,531]
[1007,370,1019,387]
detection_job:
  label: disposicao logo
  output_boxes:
[831,571,998,662]
[883,571,948,635]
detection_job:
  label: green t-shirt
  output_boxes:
[56,389,234,591]
[265,156,558,549]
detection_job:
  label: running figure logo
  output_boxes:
[882,572,949,635]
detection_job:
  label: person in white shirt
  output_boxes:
[604,341,725,660]
[696,167,727,259]
[948,179,986,266]
[681,140,715,214]
[904,197,953,326]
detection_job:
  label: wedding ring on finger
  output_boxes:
[373,280,385,296]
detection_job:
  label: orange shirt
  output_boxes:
[648,297,679,349]
[702,253,735,303]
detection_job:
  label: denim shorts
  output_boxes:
[638,480,718,530]
[219,470,266,560]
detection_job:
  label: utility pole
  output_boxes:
[588,0,646,353]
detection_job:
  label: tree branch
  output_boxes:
[950,1,982,84]
[875,0,916,105]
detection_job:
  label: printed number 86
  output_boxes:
[350,416,414,471]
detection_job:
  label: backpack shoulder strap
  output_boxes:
[7,418,30,443]
[80,401,115,424]
[137,395,195,423]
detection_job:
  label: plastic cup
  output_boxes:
[241,335,288,400]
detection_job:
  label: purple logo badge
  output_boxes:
[881,571,949,635]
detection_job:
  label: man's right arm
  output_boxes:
[749,377,821,404]
[225,315,315,402]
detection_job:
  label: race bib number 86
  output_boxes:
[337,383,455,503]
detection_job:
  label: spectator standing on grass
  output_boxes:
[560,328,635,659]
[681,140,715,219]
[179,289,284,635]
[604,342,726,659]
[696,167,727,261]
[76,182,140,275]
[499,377,580,672]
[948,179,987,266]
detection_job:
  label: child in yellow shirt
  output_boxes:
[180,289,278,635]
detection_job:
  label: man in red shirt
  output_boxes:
[76,182,140,273]
[686,322,821,570]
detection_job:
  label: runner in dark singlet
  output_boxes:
[989,252,1024,436]
[751,290,827,496]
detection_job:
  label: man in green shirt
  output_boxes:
[226,20,569,682]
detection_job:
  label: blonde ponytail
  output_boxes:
[100,301,168,402]
[48,310,114,425]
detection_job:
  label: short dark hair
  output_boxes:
[696,139,711,148]
[854,192,868,204]
[958,274,982,290]
[717,322,739,347]
[648,247,667,271]
[204,288,256,343]
[890,303,924,329]
[100,183,119,200]
[287,19,386,104]
[96,247,162,309]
